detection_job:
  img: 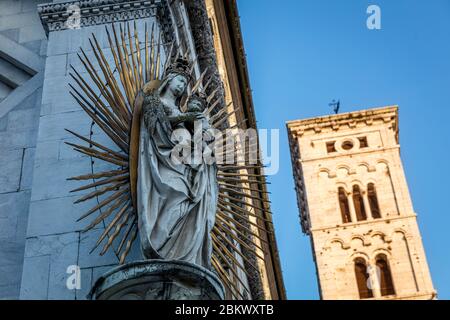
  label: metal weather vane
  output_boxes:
[329,99,340,114]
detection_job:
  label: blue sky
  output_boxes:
[237,0,450,299]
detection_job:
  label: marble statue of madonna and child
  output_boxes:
[137,58,218,271]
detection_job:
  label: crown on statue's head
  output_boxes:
[167,57,191,81]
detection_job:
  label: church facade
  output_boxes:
[287,106,436,300]
[0,0,285,300]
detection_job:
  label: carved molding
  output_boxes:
[38,0,168,35]
[286,106,399,139]
[183,0,225,120]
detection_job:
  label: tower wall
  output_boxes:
[287,106,436,300]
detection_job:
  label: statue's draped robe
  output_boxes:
[137,93,218,269]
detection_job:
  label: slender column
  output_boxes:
[363,191,373,220]
[368,264,381,298]
[348,192,357,223]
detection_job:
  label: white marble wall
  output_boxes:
[19,14,158,300]
[0,0,47,300]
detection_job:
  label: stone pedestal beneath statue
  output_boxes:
[88,260,225,300]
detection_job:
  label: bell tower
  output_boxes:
[287,106,436,300]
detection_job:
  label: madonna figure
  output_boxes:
[136,58,218,269]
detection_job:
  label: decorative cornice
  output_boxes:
[286,106,399,140]
[38,0,163,34]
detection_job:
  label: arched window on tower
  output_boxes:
[354,258,373,299]
[376,254,396,296]
[368,183,381,219]
[352,185,367,221]
[338,187,352,223]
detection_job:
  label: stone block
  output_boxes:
[0,129,38,150]
[44,54,67,79]
[0,264,22,287]
[0,149,23,193]
[30,156,92,201]
[27,195,98,237]
[23,232,79,300]
[0,240,25,267]
[37,110,90,142]
[76,267,92,300]
[13,89,40,111]
[0,190,24,218]
[0,216,17,240]
[46,30,68,56]
[33,140,59,166]
[39,103,52,116]
[20,254,50,299]
[0,0,22,17]
[7,109,39,132]
[40,76,80,115]
[20,147,35,190]
[22,39,44,55]
[0,114,8,132]
[0,191,31,239]
[0,28,20,42]
[39,40,47,57]
[67,25,108,54]
[0,73,44,120]
[19,25,46,44]
[15,211,29,248]
[0,283,20,300]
